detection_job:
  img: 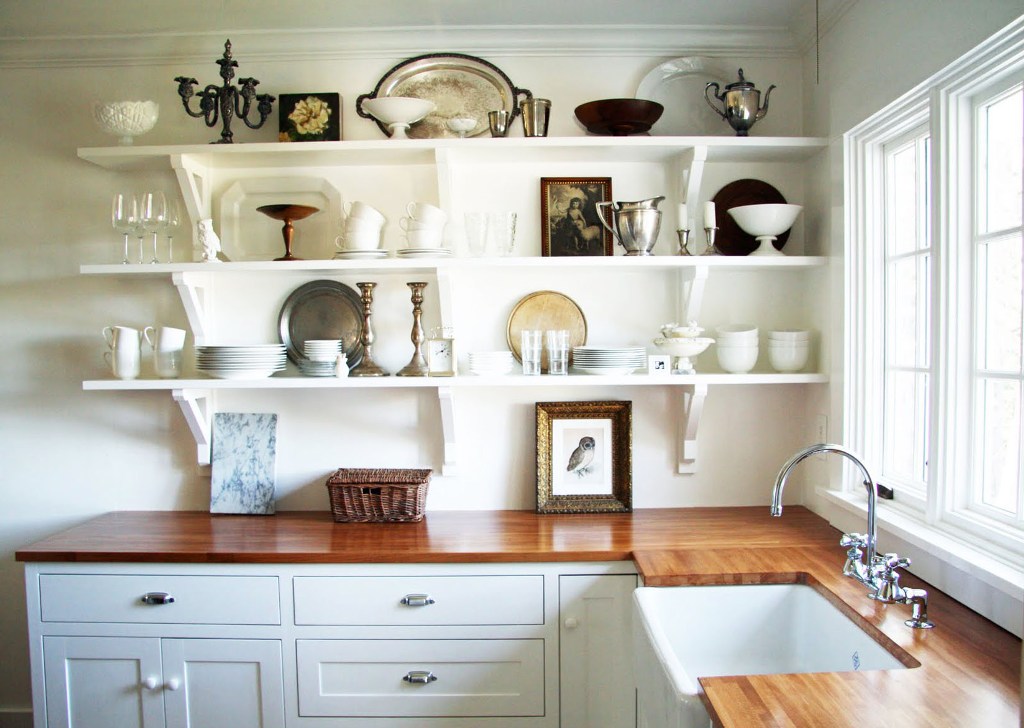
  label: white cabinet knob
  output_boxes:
[142,676,159,690]
[165,678,181,691]
[563,616,580,629]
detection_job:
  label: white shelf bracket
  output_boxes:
[436,386,457,476]
[678,265,710,324]
[172,388,214,465]
[172,271,213,345]
[679,145,709,232]
[170,153,212,225]
[678,383,709,474]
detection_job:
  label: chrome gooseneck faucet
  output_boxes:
[771,443,934,629]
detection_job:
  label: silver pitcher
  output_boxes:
[595,196,665,256]
[704,69,776,137]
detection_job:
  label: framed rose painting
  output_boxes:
[279,93,341,142]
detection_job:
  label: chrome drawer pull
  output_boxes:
[140,591,175,605]
[403,670,438,685]
[400,593,435,607]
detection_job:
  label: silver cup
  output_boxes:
[488,110,511,137]
[520,98,551,137]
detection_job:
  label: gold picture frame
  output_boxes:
[536,400,632,514]
[540,177,614,257]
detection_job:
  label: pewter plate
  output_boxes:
[365,53,527,139]
[278,280,364,367]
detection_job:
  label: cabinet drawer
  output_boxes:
[296,639,544,717]
[38,574,280,624]
[293,575,544,625]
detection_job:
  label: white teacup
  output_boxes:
[406,201,446,225]
[103,345,141,380]
[335,230,382,251]
[343,215,384,235]
[143,325,186,352]
[405,228,443,249]
[399,216,443,232]
[343,201,385,226]
[102,325,140,351]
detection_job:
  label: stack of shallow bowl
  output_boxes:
[715,324,759,373]
[468,351,514,376]
[195,344,287,379]
[572,346,646,375]
[300,339,342,377]
[768,329,811,372]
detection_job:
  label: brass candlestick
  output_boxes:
[676,228,692,256]
[397,282,429,377]
[349,282,389,377]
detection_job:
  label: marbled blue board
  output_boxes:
[210,412,277,515]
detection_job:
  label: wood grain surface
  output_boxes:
[15,506,1021,726]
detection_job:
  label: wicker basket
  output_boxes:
[325,468,431,523]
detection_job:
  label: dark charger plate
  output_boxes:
[712,179,790,255]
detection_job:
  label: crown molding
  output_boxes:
[0,25,800,69]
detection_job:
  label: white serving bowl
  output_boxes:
[92,100,158,145]
[727,204,803,256]
[717,345,758,373]
[768,345,809,372]
[361,97,436,139]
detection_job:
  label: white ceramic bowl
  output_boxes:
[717,345,758,373]
[727,204,803,238]
[653,337,714,358]
[768,329,812,342]
[768,345,809,372]
[362,97,435,126]
[92,100,158,145]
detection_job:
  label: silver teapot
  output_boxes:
[704,69,776,137]
[595,196,665,256]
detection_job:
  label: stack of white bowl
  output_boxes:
[334,202,386,258]
[768,329,811,372]
[715,324,759,373]
[468,350,514,376]
[301,339,342,376]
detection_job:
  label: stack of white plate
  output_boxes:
[468,350,514,376]
[304,339,342,361]
[397,248,453,259]
[195,344,287,380]
[572,346,647,375]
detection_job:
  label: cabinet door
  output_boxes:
[42,636,165,728]
[161,639,284,728]
[559,574,638,728]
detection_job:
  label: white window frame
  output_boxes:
[842,19,1024,621]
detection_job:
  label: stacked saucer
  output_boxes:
[468,350,514,376]
[571,346,647,375]
[195,344,287,379]
[397,248,453,259]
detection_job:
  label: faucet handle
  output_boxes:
[840,532,868,548]
[883,553,911,570]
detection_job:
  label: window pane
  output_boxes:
[976,378,1022,513]
[979,235,1023,373]
[887,140,928,255]
[884,370,930,483]
[887,255,931,368]
[980,84,1023,233]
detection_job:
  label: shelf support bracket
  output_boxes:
[172,388,214,465]
[678,265,709,324]
[678,383,709,474]
[679,145,709,233]
[170,153,212,226]
[172,271,213,346]
[437,386,457,476]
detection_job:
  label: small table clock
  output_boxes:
[426,327,456,377]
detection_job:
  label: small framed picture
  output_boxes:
[648,355,671,375]
[540,177,614,257]
[536,400,632,514]
[279,93,341,142]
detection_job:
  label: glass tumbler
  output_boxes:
[521,330,542,375]
[546,330,569,375]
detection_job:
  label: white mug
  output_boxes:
[405,228,443,249]
[103,345,141,380]
[335,229,381,251]
[102,325,140,351]
[343,201,385,226]
[143,326,186,352]
[343,215,385,237]
[406,201,446,225]
[399,216,442,232]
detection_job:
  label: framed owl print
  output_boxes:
[535,400,632,514]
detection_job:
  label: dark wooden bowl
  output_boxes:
[574,99,664,136]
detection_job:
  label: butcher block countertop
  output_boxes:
[16,507,1021,727]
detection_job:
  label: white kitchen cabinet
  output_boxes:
[41,636,285,728]
[559,573,638,728]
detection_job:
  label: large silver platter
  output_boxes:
[357,53,532,139]
[278,280,364,367]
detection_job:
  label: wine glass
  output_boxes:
[164,199,181,263]
[111,192,137,264]
[138,191,167,264]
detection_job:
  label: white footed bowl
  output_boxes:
[654,337,714,358]
[728,204,803,237]
[92,100,158,145]
[362,97,436,138]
